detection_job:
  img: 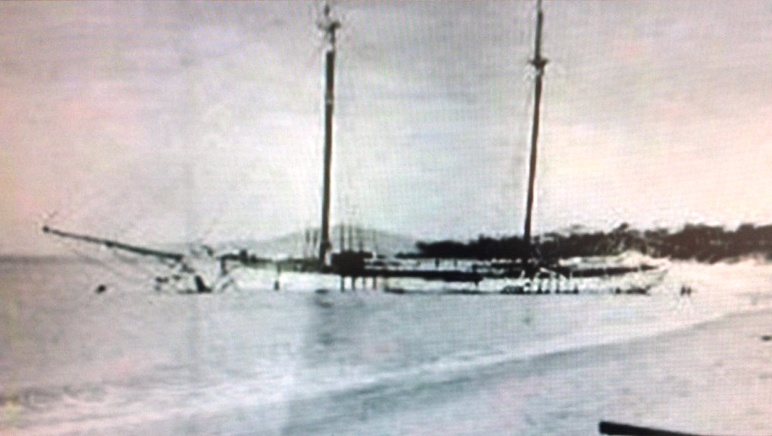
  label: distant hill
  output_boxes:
[214,226,418,258]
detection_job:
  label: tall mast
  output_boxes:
[523,0,548,253]
[317,3,341,268]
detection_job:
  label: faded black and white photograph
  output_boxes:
[1,1,771,435]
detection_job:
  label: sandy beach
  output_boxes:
[274,307,772,436]
[590,308,772,436]
[1,260,771,435]
[274,261,772,435]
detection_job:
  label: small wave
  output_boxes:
[0,387,63,412]
[0,383,109,415]
[61,384,108,403]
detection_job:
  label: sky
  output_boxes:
[1,1,771,255]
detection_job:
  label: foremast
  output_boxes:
[317,3,341,269]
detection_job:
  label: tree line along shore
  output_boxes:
[399,223,772,263]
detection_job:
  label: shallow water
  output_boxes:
[1,258,769,435]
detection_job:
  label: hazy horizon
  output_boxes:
[3,1,770,255]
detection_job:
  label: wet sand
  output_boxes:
[2,260,770,435]
[592,307,772,436]
[288,307,772,436]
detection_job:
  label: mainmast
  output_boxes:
[317,3,341,269]
[523,0,548,254]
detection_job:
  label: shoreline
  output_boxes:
[591,307,772,436]
[464,306,772,436]
[1,262,770,436]
[275,306,772,436]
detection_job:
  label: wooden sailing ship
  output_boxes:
[41,1,663,294]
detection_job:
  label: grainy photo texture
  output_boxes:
[1,1,770,435]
